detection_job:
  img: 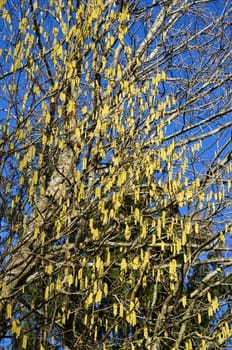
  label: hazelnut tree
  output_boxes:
[0,1,231,349]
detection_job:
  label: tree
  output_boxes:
[0,0,231,349]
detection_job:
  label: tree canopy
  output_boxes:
[0,0,231,349]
